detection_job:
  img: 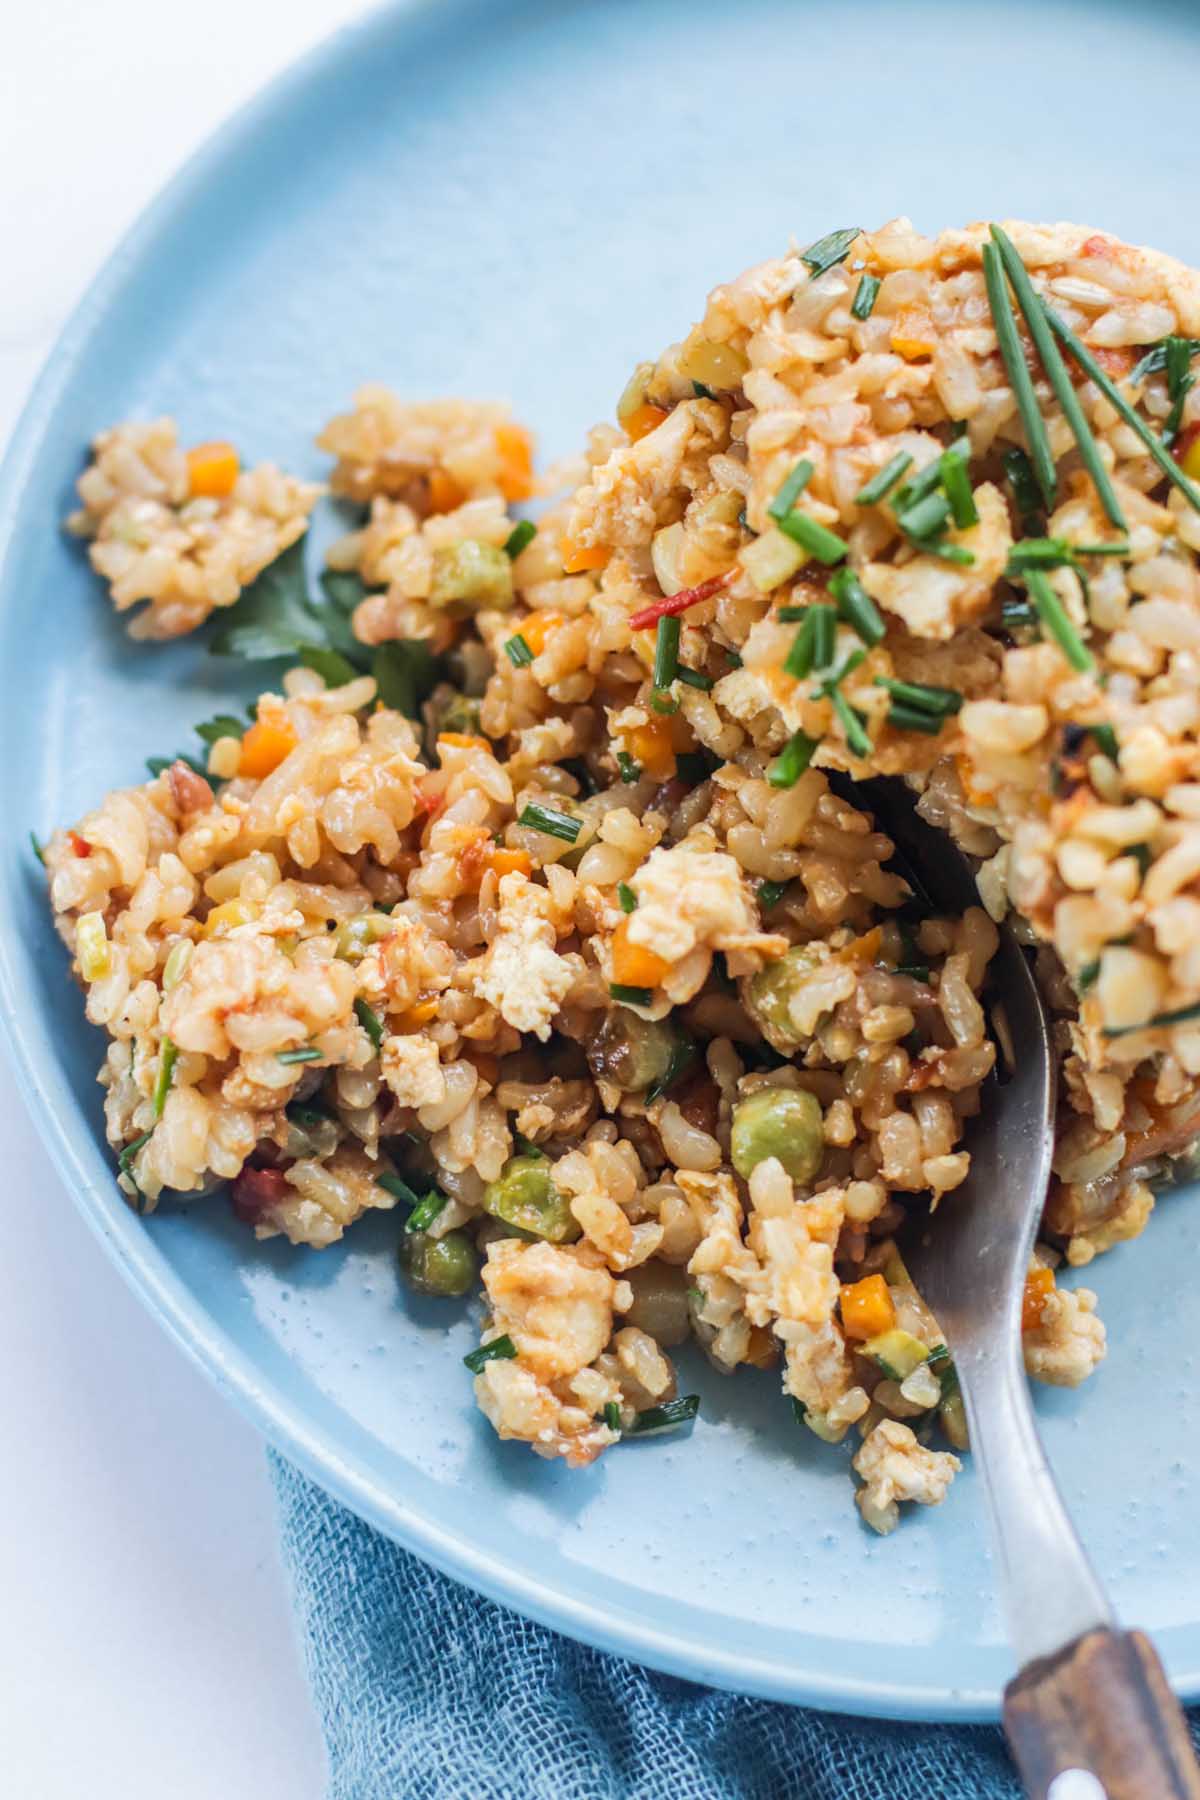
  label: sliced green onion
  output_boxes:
[940,448,978,528]
[1105,1001,1200,1038]
[991,226,1126,528]
[1046,305,1200,517]
[828,687,872,758]
[277,1046,324,1065]
[855,451,913,507]
[829,567,885,646]
[152,1038,178,1118]
[653,614,681,689]
[617,882,638,913]
[610,983,653,1006]
[1025,570,1094,673]
[873,677,962,715]
[897,491,952,541]
[894,437,968,510]
[463,1335,518,1373]
[1003,447,1044,532]
[851,273,881,320]
[379,1171,421,1207]
[775,510,849,565]
[1086,722,1119,761]
[1077,959,1101,993]
[767,729,820,789]
[758,879,789,909]
[354,998,386,1052]
[692,380,717,400]
[617,752,641,784]
[517,802,581,843]
[801,227,861,279]
[405,1190,448,1234]
[888,703,946,735]
[767,458,814,522]
[504,633,534,668]
[624,1394,701,1436]
[603,1401,622,1431]
[504,520,537,558]
[675,667,713,691]
[783,604,836,679]
[982,240,1057,510]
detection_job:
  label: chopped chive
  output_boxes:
[504,633,534,668]
[653,614,681,689]
[625,1394,701,1436]
[828,686,871,758]
[873,677,963,715]
[379,1171,421,1207]
[1130,337,1200,385]
[851,273,881,320]
[117,1130,154,1188]
[896,491,952,541]
[463,1336,518,1373]
[768,457,815,521]
[1073,540,1131,557]
[194,712,246,746]
[517,802,581,843]
[617,752,641,784]
[801,227,861,279]
[775,510,849,565]
[726,648,743,668]
[649,691,679,716]
[644,1030,698,1105]
[1003,447,1044,532]
[692,380,718,400]
[354,998,386,1052]
[940,448,978,528]
[1007,538,1076,572]
[1047,306,1200,518]
[991,226,1126,529]
[29,830,45,864]
[888,703,946,735]
[920,541,976,566]
[1105,1001,1200,1038]
[504,520,536,558]
[767,729,820,788]
[894,437,968,509]
[603,1401,622,1431]
[1163,336,1196,448]
[405,1190,448,1234]
[982,240,1057,510]
[758,879,789,909]
[829,567,886,646]
[152,1038,178,1118]
[610,982,653,1006]
[1086,722,1119,761]
[784,604,836,679]
[277,1046,324,1065]
[617,882,638,913]
[675,667,713,691]
[1025,570,1094,673]
[1002,596,1037,633]
[688,1285,705,1306]
[895,962,931,982]
[777,605,808,622]
[855,451,913,507]
[1077,958,1101,993]
[790,1396,807,1427]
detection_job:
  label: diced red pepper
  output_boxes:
[68,831,92,858]
[627,572,732,631]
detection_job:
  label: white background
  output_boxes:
[0,4,372,1793]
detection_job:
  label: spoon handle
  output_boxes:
[1003,1627,1200,1800]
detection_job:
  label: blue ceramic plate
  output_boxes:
[2,0,1199,1721]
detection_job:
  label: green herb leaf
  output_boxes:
[371,640,439,718]
[277,1046,324,1065]
[504,520,537,558]
[518,802,581,844]
[767,729,820,789]
[320,568,368,614]
[405,1190,449,1234]
[801,228,861,280]
[194,712,246,746]
[610,983,653,1007]
[625,1394,701,1437]
[29,830,45,865]
[855,451,913,508]
[692,380,718,400]
[1162,335,1196,448]
[829,567,886,646]
[146,752,208,780]
[117,1128,154,1198]
[644,1030,698,1106]
[209,542,331,661]
[299,644,360,687]
[851,273,880,321]
[1086,722,1119,761]
[463,1335,518,1373]
[617,882,638,913]
[354,998,385,1052]
[152,1038,178,1118]
[504,633,534,668]
[1077,958,1100,992]
[1129,338,1200,384]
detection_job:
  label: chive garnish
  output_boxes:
[855,451,913,508]
[405,1190,448,1234]
[603,1401,622,1431]
[1131,339,1200,384]
[982,240,1057,510]
[617,752,641,784]
[675,667,713,691]
[653,614,681,689]
[802,228,861,279]
[1046,306,1200,517]
[777,605,808,622]
[829,567,886,646]
[1105,1001,1200,1038]
[277,1046,324,1065]
[504,520,536,558]
[463,1336,518,1373]
[118,1128,154,1172]
[775,510,849,565]
[610,983,654,1006]
[939,448,978,529]
[1086,722,1119,761]
[851,273,881,320]
[894,438,968,510]
[896,491,952,542]
[1024,570,1094,673]
[768,458,814,522]
[767,729,820,788]
[895,962,931,981]
[888,703,945,736]
[758,879,789,909]
[379,1171,421,1207]
[828,687,871,758]
[1003,447,1044,532]
[1077,958,1101,993]
[625,1394,701,1436]
[784,604,836,679]
[692,380,718,400]
[354,998,386,1052]
[873,677,963,716]
[921,542,976,566]
[29,830,45,864]
[990,226,1127,529]
[617,882,638,913]
[1162,336,1195,448]
[504,633,534,668]
[153,1038,178,1117]
[517,802,581,843]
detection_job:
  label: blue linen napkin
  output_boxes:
[270,1451,1035,1799]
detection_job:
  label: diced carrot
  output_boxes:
[559,534,611,575]
[1021,1265,1055,1332]
[239,719,298,778]
[427,467,464,513]
[521,610,565,656]
[495,422,534,502]
[611,916,670,989]
[393,998,439,1031]
[186,440,240,499]
[487,847,533,879]
[890,314,936,361]
[627,715,677,780]
[437,731,491,753]
[839,1273,897,1341]
[842,926,883,964]
[625,403,669,443]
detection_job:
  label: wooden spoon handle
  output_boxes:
[1003,1628,1200,1799]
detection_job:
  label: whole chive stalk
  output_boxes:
[653,614,681,689]
[616,752,641,784]
[855,451,913,507]
[152,1038,178,1118]
[504,520,536,558]
[625,1394,701,1436]
[939,448,978,528]
[990,225,1126,529]
[463,1336,518,1373]
[851,273,881,320]
[775,510,849,565]
[768,458,814,522]
[897,491,952,541]
[354,998,385,1052]
[758,878,789,909]
[1105,1000,1200,1038]
[610,982,653,1007]
[517,802,581,843]
[1025,569,1094,673]
[1163,336,1195,448]
[873,676,963,716]
[767,729,820,789]
[982,239,1057,509]
[801,227,861,279]
[277,1046,324,1065]
[1046,306,1200,517]
[1003,447,1044,532]
[405,1190,448,1234]
[504,633,534,668]
[829,567,885,646]
[888,702,946,735]
[675,667,713,691]
[617,882,638,913]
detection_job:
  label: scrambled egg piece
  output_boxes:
[1023,1286,1107,1386]
[627,841,785,1003]
[381,1034,445,1110]
[852,1419,962,1535]
[473,870,574,1040]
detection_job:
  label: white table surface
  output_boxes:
[0,5,372,1792]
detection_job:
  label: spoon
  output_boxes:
[865,782,1200,1800]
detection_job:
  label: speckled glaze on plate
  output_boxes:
[2,0,1199,1720]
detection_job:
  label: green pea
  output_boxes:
[398,1228,478,1297]
[730,1086,824,1183]
[480,1154,580,1243]
[334,912,394,962]
[586,1010,677,1093]
[744,944,823,1050]
[429,540,514,612]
